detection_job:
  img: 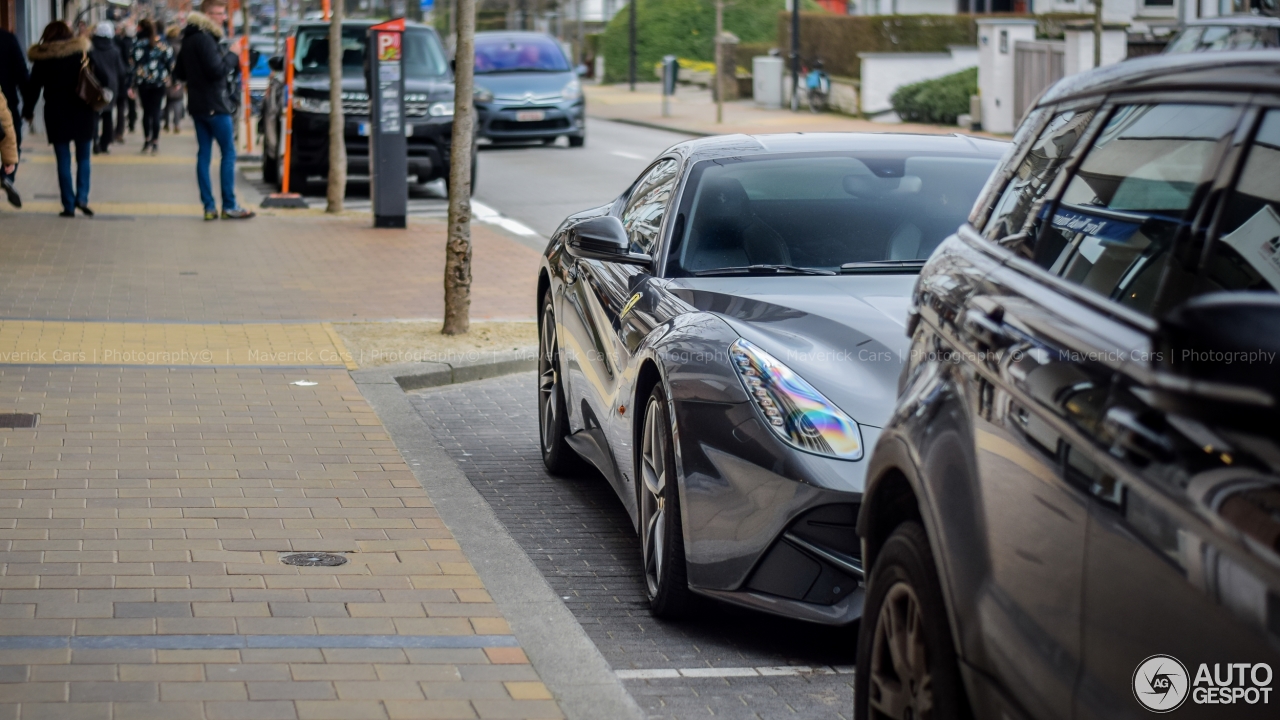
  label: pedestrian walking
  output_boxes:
[175,0,254,220]
[0,26,28,187]
[164,25,185,134]
[132,19,173,155]
[114,21,136,142]
[89,22,126,155]
[23,21,97,217]
[0,91,20,207]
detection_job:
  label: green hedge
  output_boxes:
[889,66,977,125]
[600,0,822,84]
[777,13,979,79]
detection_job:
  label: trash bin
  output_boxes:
[753,55,783,110]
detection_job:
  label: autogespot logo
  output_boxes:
[1133,656,1275,712]
[1133,655,1190,713]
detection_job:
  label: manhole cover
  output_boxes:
[0,413,38,429]
[280,552,347,567]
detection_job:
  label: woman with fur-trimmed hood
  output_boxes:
[23,20,98,216]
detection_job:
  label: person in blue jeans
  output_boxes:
[174,0,254,221]
[23,21,98,217]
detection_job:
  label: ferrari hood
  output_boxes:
[666,275,917,428]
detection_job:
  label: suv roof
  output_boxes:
[1038,49,1280,106]
[294,19,431,30]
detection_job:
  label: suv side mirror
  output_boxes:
[1155,292,1280,418]
[268,55,284,72]
[565,216,651,266]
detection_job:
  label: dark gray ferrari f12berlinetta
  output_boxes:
[536,132,1005,624]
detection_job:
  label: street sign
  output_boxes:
[368,19,408,229]
[420,0,435,11]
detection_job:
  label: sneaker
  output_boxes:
[58,210,75,218]
[221,208,256,220]
[1,178,20,208]
[204,210,218,221]
[76,203,94,217]
[150,145,159,156]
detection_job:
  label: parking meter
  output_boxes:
[368,18,408,228]
[661,55,678,117]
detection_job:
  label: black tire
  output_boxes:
[856,521,968,720]
[637,383,694,619]
[262,153,278,184]
[538,295,586,475]
[568,133,585,148]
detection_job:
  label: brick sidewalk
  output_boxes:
[0,133,567,719]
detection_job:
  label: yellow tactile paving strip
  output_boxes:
[0,321,356,368]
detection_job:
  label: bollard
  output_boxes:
[368,18,408,229]
[262,36,308,208]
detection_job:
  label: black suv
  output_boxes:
[261,20,456,188]
[856,51,1280,720]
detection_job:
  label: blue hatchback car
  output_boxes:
[472,32,585,147]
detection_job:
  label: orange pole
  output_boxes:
[240,41,253,153]
[322,0,331,20]
[282,36,296,194]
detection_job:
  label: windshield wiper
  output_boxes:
[693,264,835,277]
[839,260,927,274]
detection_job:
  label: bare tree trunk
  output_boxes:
[1093,0,1103,69]
[443,0,476,336]
[326,0,346,213]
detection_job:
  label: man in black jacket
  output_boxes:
[113,22,136,142]
[0,27,28,184]
[175,0,254,220]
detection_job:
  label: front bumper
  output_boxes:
[289,111,454,181]
[476,100,585,141]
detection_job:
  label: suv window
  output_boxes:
[1033,104,1242,315]
[1201,109,1280,294]
[984,108,1098,246]
[622,159,679,255]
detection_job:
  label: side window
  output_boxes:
[1034,104,1242,316]
[622,159,680,255]
[1201,110,1280,294]
[983,108,1098,244]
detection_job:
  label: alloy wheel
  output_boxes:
[868,581,934,720]
[538,303,559,454]
[640,395,668,598]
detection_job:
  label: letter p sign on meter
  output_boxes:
[368,18,407,228]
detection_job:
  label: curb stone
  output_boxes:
[349,348,537,390]
[597,116,710,138]
[352,358,645,720]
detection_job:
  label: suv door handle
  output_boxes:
[1104,407,1174,463]
[962,306,1015,349]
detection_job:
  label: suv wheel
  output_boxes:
[856,521,967,720]
[638,383,693,618]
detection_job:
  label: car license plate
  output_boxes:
[357,123,370,137]
[515,110,546,122]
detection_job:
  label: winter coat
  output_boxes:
[89,35,127,99]
[114,34,135,87]
[133,38,174,89]
[174,12,237,117]
[0,92,17,166]
[0,29,27,126]
[23,36,96,144]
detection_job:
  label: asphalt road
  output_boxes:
[410,374,857,720]
[473,119,688,236]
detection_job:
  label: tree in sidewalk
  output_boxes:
[443,0,476,336]
[326,0,346,213]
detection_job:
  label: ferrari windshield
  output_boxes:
[666,152,999,277]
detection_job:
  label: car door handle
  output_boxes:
[1104,407,1174,463]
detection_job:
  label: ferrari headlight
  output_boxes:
[428,101,455,117]
[291,95,329,114]
[729,338,863,460]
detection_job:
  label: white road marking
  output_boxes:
[615,665,856,680]
[469,200,541,238]
[610,150,646,160]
